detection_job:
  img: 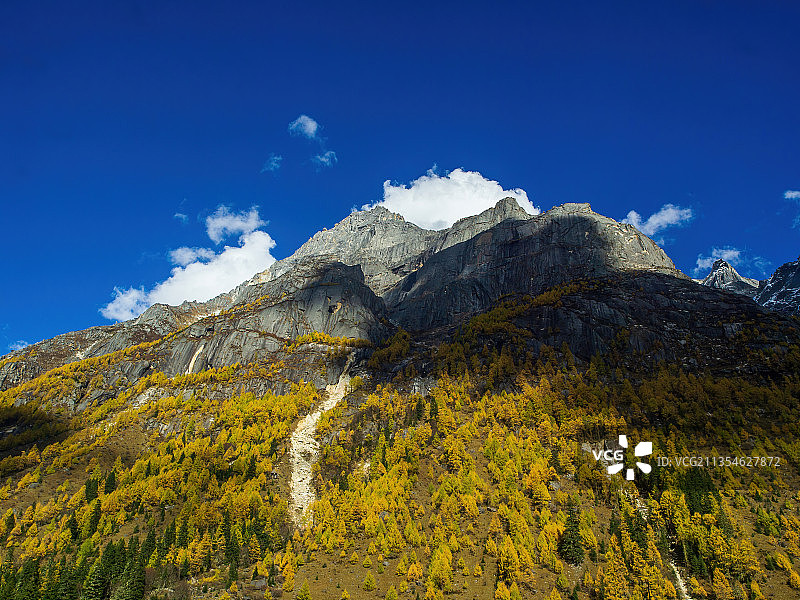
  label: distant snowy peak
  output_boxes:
[754,256,800,316]
[697,259,761,298]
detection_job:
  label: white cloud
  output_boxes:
[8,340,30,352]
[364,167,538,230]
[784,190,800,227]
[261,153,283,173]
[173,212,188,223]
[622,203,694,237]
[205,206,265,244]
[313,150,338,168]
[288,115,319,139]
[169,246,217,266]
[101,208,277,322]
[102,287,149,322]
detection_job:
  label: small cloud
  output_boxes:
[101,287,149,322]
[363,167,538,230]
[752,255,772,276]
[8,340,30,352]
[312,150,338,168]
[288,115,319,139]
[622,203,693,238]
[784,190,800,227]
[173,213,188,223]
[261,153,283,173]
[205,206,265,244]
[169,247,217,266]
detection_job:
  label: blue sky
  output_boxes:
[2,1,799,350]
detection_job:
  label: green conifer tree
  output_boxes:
[558,499,584,566]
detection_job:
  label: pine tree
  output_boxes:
[494,582,511,600]
[128,555,146,600]
[689,577,707,598]
[283,561,295,592]
[67,512,79,540]
[56,561,80,600]
[125,538,140,574]
[245,455,257,480]
[140,529,156,564]
[297,580,312,600]
[712,568,734,600]
[85,478,98,503]
[0,567,17,600]
[177,520,189,548]
[3,511,15,539]
[40,558,60,600]
[81,558,107,600]
[363,571,376,592]
[83,499,101,539]
[14,559,40,600]
[104,471,116,495]
[558,499,584,566]
[497,536,520,583]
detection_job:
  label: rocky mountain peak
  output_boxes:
[711,258,729,271]
[696,259,760,298]
[754,256,800,315]
[245,198,541,299]
[544,202,593,216]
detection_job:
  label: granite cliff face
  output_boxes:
[694,259,761,297]
[385,202,682,330]
[0,306,207,391]
[755,256,800,316]
[154,259,387,379]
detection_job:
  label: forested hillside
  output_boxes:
[0,280,799,600]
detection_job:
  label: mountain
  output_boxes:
[0,198,674,388]
[1,198,800,600]
[754,255,800,316]
[694,258,761,297]
[250,199,684,332]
